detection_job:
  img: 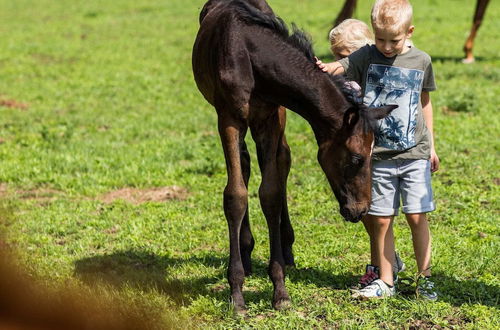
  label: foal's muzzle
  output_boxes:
[340,206,368,223]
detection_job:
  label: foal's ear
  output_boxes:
[344,107,360,127]
[369,105,398,120]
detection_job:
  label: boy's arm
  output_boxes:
[421,91,439,172]
[315,57,345,75]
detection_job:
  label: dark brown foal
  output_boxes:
[193,0,394,311]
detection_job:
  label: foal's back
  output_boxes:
[193,0,276,111]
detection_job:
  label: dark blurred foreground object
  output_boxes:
[0,243,150,330]
[332,0,491,63]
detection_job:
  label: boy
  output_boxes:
[317,0,439,299]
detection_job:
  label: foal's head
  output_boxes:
[318,84,396,222]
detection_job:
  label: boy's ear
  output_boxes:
[406,25,415,38]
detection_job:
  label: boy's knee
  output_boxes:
[405,213,428,227]
[368,215,393,227]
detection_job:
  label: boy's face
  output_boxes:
[373,26,414,58]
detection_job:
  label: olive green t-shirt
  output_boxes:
[339,45,436,160]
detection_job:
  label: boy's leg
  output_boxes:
[364,160,399,286]
[405,213,432,277]
[352,214,397,299]
[369,214,396,286]
[361,216,376,265]
[400,159,435,278]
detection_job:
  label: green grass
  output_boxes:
[0,0,499,328]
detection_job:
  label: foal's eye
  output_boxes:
[351,154,364,166]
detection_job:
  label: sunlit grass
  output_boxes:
[0,0,499,328]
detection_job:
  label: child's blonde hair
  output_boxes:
[329,19,374,56]
[371,0,413,34]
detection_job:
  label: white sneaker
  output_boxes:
[352,279,396,299]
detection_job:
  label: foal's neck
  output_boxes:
[252,52,347,138]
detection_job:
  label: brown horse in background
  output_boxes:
[192,0,395,311]
[333,0,491,63]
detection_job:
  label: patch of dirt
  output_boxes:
[17,188,62,202]
[0,98,29,110]
[99,186,189,204]
[494,178,500,186]
[409,320,438,329]
[103,225,120,235]
[0,185,63,205]
[478,232,488,238]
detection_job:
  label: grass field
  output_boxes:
[0,0,499,328]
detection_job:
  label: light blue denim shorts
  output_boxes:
[369,159,435,216]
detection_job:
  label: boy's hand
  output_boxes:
[430,149,439,172]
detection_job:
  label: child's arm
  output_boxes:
[421,91,439,172]
[315,57,345,75]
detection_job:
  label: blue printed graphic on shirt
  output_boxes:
[364,64,424,150]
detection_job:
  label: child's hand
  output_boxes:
[314,57,345,75]
[314,56,329,72]
[430,149,440,172]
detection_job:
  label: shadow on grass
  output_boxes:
[74,252,499,308]
[74,251,358,307]
[431,272,500,308]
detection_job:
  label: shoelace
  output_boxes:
[359,270,378,286]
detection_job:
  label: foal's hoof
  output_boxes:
[273,297,292,310]
[230,296,247,315]
[232,304,247,315]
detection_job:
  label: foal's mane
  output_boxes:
[232,0,315,62]
[231,0,377,132]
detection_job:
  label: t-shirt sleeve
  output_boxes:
[338,45,370,83]
[422,55,436,92]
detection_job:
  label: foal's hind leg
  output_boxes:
[276,108,295,267]
[278,138,295,267]
[240,141,255,276]
[218,112,249,311]
[251,107,291,310]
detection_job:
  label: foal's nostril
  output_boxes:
[341,206,368,223]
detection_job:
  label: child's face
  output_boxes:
[373,26,414,58]
[333,47,351,60]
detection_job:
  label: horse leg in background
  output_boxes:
[333,0,357,27]
[239,141,255,276]
[463,0,490,63]
[276,108,295,267]
[217,109,249,311]
[251,105,291,310]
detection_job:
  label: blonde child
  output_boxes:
[329,19,374,60]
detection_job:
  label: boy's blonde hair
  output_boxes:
[329,19,374,55]
[371,0,413,34]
